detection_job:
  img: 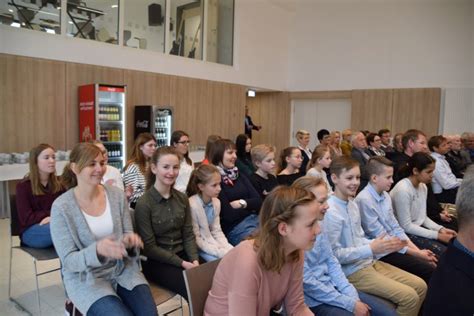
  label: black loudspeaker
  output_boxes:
[148,3,162,26]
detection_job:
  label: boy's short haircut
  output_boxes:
[378,129,390,137]
[366,156,394,177]
[330,156,359,177]
[402,129,426,150]
[251,144,275,165]
[317,129,330,141]
[428,135,447,152]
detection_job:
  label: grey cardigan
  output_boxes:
[50,185,148,314]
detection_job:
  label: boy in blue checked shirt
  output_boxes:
[354,156,436,284]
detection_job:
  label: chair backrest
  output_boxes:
[183,259,221,316]
[9,194,21,237]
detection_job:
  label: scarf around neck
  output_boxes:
[217,165,239,186]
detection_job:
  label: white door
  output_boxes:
[291,99,352,149]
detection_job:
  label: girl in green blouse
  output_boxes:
[134,146,199,301]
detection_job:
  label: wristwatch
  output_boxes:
[239,199,247,209]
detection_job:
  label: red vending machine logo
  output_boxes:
[79,85,96,142]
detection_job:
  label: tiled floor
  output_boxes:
[0,219,188,316]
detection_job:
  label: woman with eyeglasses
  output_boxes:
[123,133,157,208]
[172,130,194,193]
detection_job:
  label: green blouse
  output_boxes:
[135,186,198,267]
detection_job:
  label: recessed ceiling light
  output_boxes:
[111,4,118,8]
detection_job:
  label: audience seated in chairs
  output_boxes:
[293,176,397,316]
[324,156,427,316]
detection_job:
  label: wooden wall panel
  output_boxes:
[391,88,441,136]
[246,92,291,152]
[351,89,393,133]
[0,54,66,152]
[170,77,246,147]
[65,63,125,149]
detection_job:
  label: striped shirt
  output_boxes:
[123,163,146,206]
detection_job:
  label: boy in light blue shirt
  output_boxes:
[354,156,436,284]
[322,156,427,316]
[293,176,396,316]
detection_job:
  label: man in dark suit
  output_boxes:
[244,106,261,139]
[390,129,428,184]
[424,169,474,316]
[351,131,371,191]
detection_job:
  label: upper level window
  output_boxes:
[123,0,166,52]
[0,0,234,66]
[205,0,233,66]
[1,0,61,34]
[169,0,203,60]
[66,0,119,43]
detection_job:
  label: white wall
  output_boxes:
[0,0,291,91]
[287,0,473,91]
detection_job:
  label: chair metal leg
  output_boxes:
[8,238,13,299]
[33,259,42,316]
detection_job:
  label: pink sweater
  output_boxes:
[204,240,313,316]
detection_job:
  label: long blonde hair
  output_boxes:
[61,143,103,189]
[253,186,315,273]
[28,143,62,195]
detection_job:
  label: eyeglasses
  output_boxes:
[177,141,191,145]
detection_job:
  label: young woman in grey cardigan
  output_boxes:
[51,143,157,316]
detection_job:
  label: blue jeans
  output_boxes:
[309,291,396,316]
[87,284,157,316]
[358,291,397,316]
[21,223,53,248]
[199,250,220,262]
[227,214,259,246]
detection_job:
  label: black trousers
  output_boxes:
[142,253,188,301]
[434,188,458,204]
[380,252,434,284]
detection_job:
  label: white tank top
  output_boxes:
[82,193,114,240]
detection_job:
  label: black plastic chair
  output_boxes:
[8,194,61,316]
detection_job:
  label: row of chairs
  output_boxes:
[8,195,220,316]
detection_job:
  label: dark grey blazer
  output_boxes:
[50,185,147,314]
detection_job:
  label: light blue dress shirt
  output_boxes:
[355,183,409,254]
[303,232,359,311]
[322,195,374,277]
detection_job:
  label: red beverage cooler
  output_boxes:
[79,84,127,170]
